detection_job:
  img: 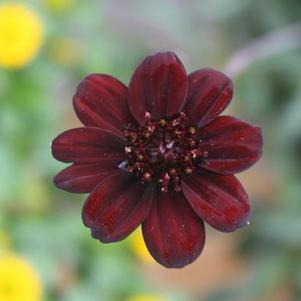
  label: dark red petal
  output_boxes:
[54,163,120,193]
[73,74,136,136]
[128,52,188,125]
[184,69,233,127]
[52,127,126,164]
[82,172,155,243]
[182,171,250,232]
[142,191,205,268]
[198,116,263,174]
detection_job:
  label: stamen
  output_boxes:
[123,112,203,192]
[189,126,196,135]
[202,151,209,158]
[125,146,132,154]
[143,172,152,182]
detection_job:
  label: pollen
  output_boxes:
[189,126,196,135]
[125,146,132,154]
[123,113,203,192]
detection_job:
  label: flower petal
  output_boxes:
[182,171,250,232]
[142,191,205,268]
[198,116,263,174]
[128,52,188,125]
[184,69,233,127]
[73,74,136,136]
[54,163,120,193]
[52,127,126,164]
[82,172,155,242]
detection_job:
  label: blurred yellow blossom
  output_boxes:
[130,227,155,264]
[0,254,42,301]
[0,3,44,69]
[44,0,76,12]
[126,295,167,301]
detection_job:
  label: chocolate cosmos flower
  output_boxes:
[52,52,263,268]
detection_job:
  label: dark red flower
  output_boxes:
[52,52,263,268]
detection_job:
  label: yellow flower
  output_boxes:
[44,0,76,12]
[130,227,155,264]
[126,295,167,301]
[0,255,42,301]
[0,3,44,69]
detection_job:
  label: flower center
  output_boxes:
[121,112,204,192]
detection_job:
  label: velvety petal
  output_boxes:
[73,74,136,136]
[82,172,155,243]
[128,52,188,125]
[182,170,250,232]
[184,69,233,127]
[52,127,126,164]
[54,163,120,193]
[142,191,205,268]
[198,116,263,174]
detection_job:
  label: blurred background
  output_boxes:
[0,0,301,300]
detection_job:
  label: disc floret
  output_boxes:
[122,112,203,192]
